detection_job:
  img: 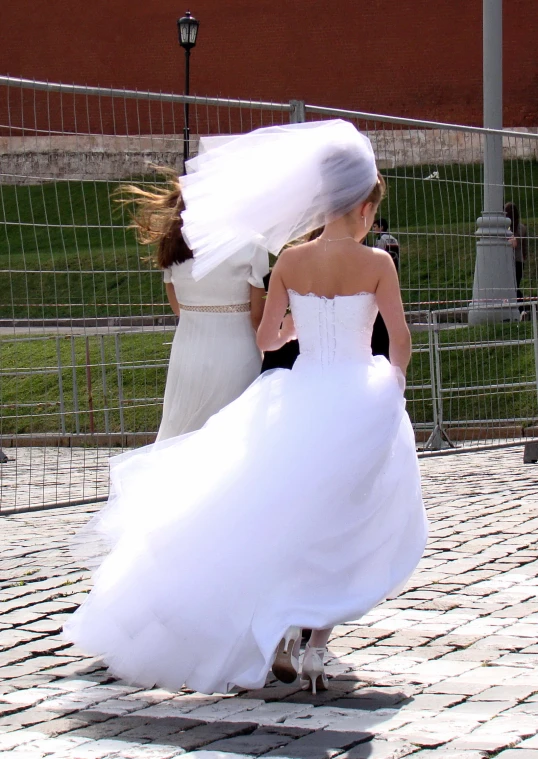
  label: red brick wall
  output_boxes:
[1,0,537,128]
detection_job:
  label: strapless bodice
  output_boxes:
[288,289,378,366]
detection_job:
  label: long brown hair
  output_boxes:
[116,167,193,268]
[505,201,520,233]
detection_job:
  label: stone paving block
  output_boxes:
[341,739,418,759]
[264,728,371,756]
[328,687,412,712]
[186,697,264,722]
[470,684,537,702]
[15,734,92,755]
[440,699,513,721]
[446,734,524,751]
[397,693,465,713]
[181,752,253,759]
[0,630,43,651]
[115,716,204,742]
[499,701,538,716]
[161,720,257,753]
[57,737,148,758]
[0,702,26,717]
[109,745,187,759]
[0,687,60,706]
[201,726,300,756]
[0,706,63,730]
[520,736,538,748]
[0,728,49,752]
[423,681,488,697]
[16,715,92,738]
[230,702,313,727]
[240,684,304,703]
[18,619,65,634]
[403,751,487,759]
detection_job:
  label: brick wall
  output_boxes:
[1,0,537,128]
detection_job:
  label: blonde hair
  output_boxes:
[365,171,386,205]
[116,167,192,268]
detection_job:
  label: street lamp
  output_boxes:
[177,10,200,173]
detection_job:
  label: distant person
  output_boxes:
[118,168,269,439]
[371,218,400,359]
[505,202,528,312]
[372,218,400,271]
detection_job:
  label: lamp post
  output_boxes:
[177,10,200,173]
[468,0,518,325]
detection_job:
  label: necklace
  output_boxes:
[318,235,356,243]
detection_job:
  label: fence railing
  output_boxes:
[1,75,538,512]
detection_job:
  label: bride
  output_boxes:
[64,120,428,696]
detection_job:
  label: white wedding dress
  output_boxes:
[64,289,428,694]
[157,244,269,440]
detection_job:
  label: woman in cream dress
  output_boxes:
[158,244,268,439]
[119,169,269,440]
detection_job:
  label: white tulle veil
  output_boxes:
[180,120,378,280]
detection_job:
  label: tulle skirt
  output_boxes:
[64,352,427,694]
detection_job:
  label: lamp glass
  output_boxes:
[178,12,199,49]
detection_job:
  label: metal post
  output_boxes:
[532,303,538,407]
[183,48,190,173]
[424,312,454,450]
[115,333,125,437]
[56,336,66,435]
[70,337,80,435]
[99,335,110,435]
[289,100,306,124]
[469,0,518,325]
[427,310,439,432]
[85,336,95,435]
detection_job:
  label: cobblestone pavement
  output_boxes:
[1,446,538,759]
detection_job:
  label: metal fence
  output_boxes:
[1,75,538,513]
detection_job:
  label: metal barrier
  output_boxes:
[1,75,538,512]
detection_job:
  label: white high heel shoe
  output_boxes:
[272,626,301,683]
[300,644,328,695]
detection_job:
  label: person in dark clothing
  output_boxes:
[505,202,528,313]
[371,218,400,359]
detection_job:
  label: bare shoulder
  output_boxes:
[360,245,395,272]
[274,240,314,270]
[370,245,395,262]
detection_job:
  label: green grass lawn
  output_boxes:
[1,160,538,319]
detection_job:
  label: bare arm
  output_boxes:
[165,282,180,317]
[256,263,296,351]
[375,254,411,374]
[250,285,265,331]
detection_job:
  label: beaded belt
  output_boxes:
[178,302,250,313]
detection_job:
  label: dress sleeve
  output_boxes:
[162,267,173,284]
[247,243,270,288]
